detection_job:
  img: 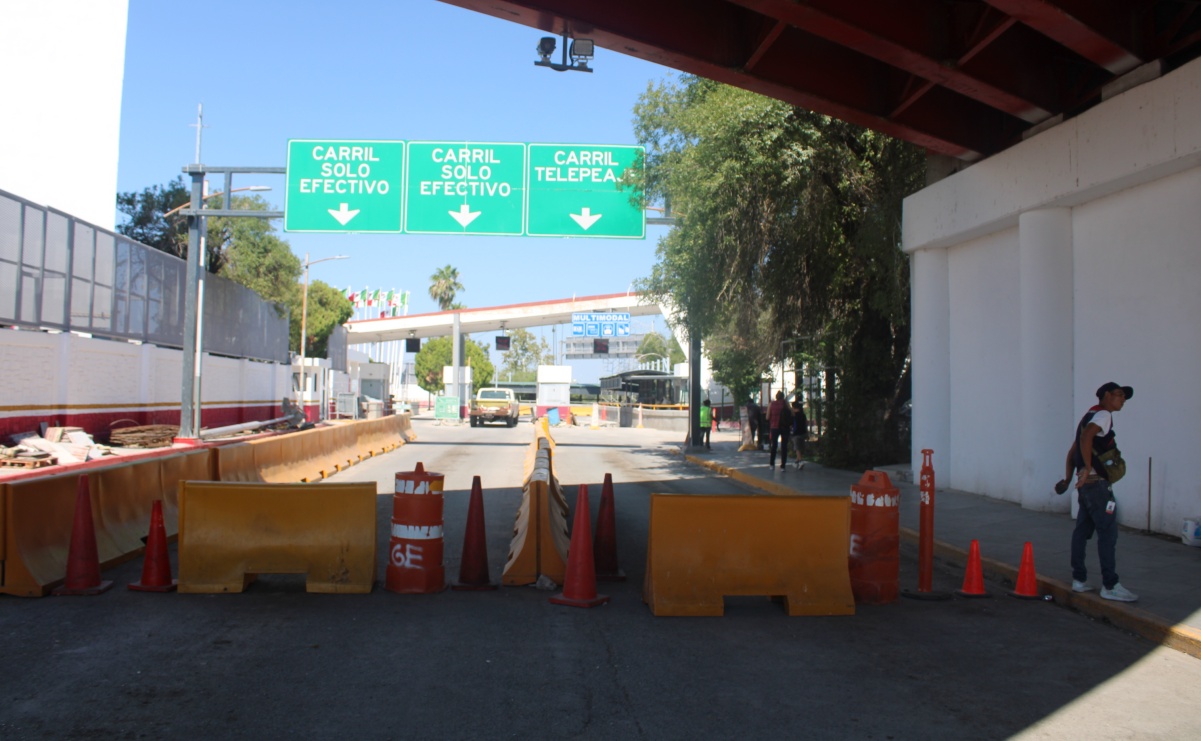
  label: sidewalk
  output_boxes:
[678,436,1201,659]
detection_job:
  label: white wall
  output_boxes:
[905,55,1201,534]
[0,329,289,431]
[0,1,128,229]
[946,228,1020,501]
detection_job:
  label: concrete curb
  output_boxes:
[677,448,1201,660]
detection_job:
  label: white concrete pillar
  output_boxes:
[1019,208,1074,511]
[911,248,950,478]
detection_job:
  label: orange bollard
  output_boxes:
[593,473,626,581]
[550,484,610,608]
[53,476,113,596]
[386,462,446,594]
[129,500,177,592]
[1010,541,1041,599]
[956,539,991,598]
[848,470,899,604]
[453,476,497,591]
[902,450,952,601]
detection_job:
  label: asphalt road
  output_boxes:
[1,419,1199,739]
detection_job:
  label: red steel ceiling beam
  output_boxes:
[728,0,1052,122]
[984,0,1144,74]
[439,0,990,158]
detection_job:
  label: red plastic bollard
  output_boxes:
[919,449,935,593]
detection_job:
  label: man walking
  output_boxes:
[1070,382,1138,602]
[699,399,713,450]
[767,391,792,470]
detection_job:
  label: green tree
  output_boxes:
[635,332,672,369]
[210,195,302,309]
[428,265,464,310]
[289,280,353,359]
[633,76,925,466]
[414,336,494,397]
[499,328,552,382]
[116,176,189,256]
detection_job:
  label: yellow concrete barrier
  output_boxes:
[643,493,855,617]
[177,481,377,594]
[92,459,166,554]
[214,442,262,482]
[329,423,360,473]
[504,426,568,586]
[399,413,417,442]
[0,472,123,596]
[253,433,314,483]
[157,448,215,536]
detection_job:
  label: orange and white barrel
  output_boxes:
[386,462,445,594]
[848,470,900,604]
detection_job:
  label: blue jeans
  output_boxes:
[1071,479,1119,589]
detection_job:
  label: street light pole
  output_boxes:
[298,253,348,421]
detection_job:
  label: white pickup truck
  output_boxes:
[469,388,519,427]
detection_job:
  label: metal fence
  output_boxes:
[0,187,288,363]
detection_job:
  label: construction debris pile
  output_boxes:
[1,426,117,469]
[108,424,179,448]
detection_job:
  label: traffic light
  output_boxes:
[593,338,609,354]
[496,336,511,351]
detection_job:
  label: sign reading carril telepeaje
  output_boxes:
[285,139,643,238]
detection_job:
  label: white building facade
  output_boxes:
[907,57,1201,535]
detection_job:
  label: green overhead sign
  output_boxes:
[284,139,644,238]
[284,140,405,233]
[404,142,526,235]
[527,144,644,239]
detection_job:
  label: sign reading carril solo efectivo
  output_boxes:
[284,139,643,238]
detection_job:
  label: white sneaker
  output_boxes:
[1100,583,1138,602]
[1071,580,1093,593]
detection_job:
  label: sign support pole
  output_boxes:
[178,170,206,441]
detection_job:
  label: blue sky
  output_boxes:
[116,0,677,381]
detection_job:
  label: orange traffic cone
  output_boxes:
[955,539,991,598]
[129,500,177,592]
[1010,541,1041,599]
[53,475,113,596]
[550,484,610,608]
[453,476,498,591]
[593,473,626,581]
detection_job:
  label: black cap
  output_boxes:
[1096,382,1133,400]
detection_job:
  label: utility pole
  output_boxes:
[189,104,208,164]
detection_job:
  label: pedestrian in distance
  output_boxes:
[790,400,807,470]
[767,391,792,470]
[1064,382,1138,602]
[699,398,713,450]
[745,397,760,451]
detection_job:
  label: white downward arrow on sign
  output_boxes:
[328,202,360,226]
[449,204,481,228]
[570,207,603,230]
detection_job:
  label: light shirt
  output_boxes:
[1087,409,1113,436]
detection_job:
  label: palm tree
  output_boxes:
[428,264,464,311]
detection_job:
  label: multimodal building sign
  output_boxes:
[284,139,643,238]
